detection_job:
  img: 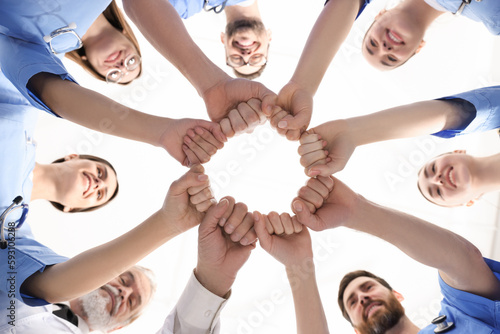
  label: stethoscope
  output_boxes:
[0,196,29,249]
[203,0,229,14]
[432,315,454,333]
[455,0,482,16]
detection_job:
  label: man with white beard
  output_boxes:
[0,265,156,333]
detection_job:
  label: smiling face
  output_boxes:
[56,155,118,212]
[83,17,141,84]
[70,267,153,332]
[418,151,474,207]
[343,277,405,334]
[362,10,426,70]
[221,19,271,76]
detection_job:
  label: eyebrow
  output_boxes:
[101,165,109,201]
[381,60,395,67]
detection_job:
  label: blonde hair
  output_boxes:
[65,1,141,84]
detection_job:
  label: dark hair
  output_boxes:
[233,63,267,80]
[50,155,119,213]
[338,270,393,323]
[65,0,142,84]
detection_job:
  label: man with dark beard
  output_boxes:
[168,0,271,79]
[292,176,500,333]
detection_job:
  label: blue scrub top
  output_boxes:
[169,0,249,19]
[420,258,500,333]
[0,72,68,307]
[0,0,111,116]
[432,86,500,138]
[324,0,373,19]
[435,0,500,35]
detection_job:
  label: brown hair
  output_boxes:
[65,0,141,84]
[50,155,119,213]
[338,270,393,323]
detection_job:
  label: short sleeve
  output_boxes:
[432,86,500,138]
[0,34,77,117]
[324,0,372,19]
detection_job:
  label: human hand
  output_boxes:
[202,77,276,122]
[160,118,227,166]
[254,211,312,268]
[268,81,313,141]
[195,197,256,297]
[160,165,215,235]
[219,201,258,246]
[299,119,356,177]
[219,98,267,138]
[292,176,358,231]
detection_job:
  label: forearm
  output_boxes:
[23,210,181,303]
[345,100,468,146]
[346,197,500,298]
[123,0,228,97]
[28,73,171,147]
[286,265,329,334]
[290,0,362,95]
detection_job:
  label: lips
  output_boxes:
[386,29,404,45]
[105,50,121,63]
[446,167,457,188]
[364,302,382,318]
[83,172,92,197]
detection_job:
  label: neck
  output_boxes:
[81,14,114,44]
[31,163,62,203]
[471,153,500,193]
[224,0,262,23]
[398,0,443,31]
[385,315,420,334]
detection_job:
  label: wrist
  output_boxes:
[194,265,233,298]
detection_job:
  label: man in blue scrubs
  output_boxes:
[293,176,500,333]
[169,0,271,79]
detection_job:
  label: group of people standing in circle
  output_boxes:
[0,0,499,333]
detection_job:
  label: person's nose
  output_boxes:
[118,285,133,301]
[93,176,103,189]
[382,40,392,51]
[431,172,444,185]
[359,294,371,306]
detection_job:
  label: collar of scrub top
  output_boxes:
[43,22,83,54]
[203,0,229,13]
[0,196,29,249]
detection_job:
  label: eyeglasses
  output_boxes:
[203,0,228,13]
[105,54,142,84]
[43,22,83,54]
[226,54,267,69]
[1,196,29,249]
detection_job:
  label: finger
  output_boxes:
[218,196,236,227]
[201,198,230,231]
[300,150,328,168]
[220,118,235,138]
[224,202,248,235]
[277,112,310,131]
[259,89,277,117]
[187,181,211,196]
[269,109,289,129]
[187,128,219,157]
[196,198,217,213]
[306,177,331,200]
[247,98,267,125]
[298,184,325,210]
[263,214,274,234]
[228,108,247,134]
[237,102,260,131]
[253,211,273,250]
[170,164,207,195]
[292,194,316,214]
[299,132,321,145]
[194,126,224,149]
[291,216,303,233]
[298,140,326,156]
[230,212,255,244]
[279,213,295,235]
[240,227,258,246]
[189,187,214,205]
[267,211,285,235]
[316,175,335,192]
[285,129,302,141]
[292,199,322,231]
[308,162,341,177]
[182,143,201,166]
[183,136,211,163]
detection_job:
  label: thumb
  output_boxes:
[259,88,277,117]
[253,211,272,251]
[277,113,309,131]
[200,198,230,232]
[170,164,208,195]
[307,162,339,177]
[292,199,321,231]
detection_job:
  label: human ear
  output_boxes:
[267,29,273,42]
[63,206,73,213]
[220,32,226,44]
[393,290,404,302]
[354,328,361,334]
[415,40,426,54]
[64,154,79,161]
[465,200,475,207]
[374,9,387,20]
[81,55,88,61]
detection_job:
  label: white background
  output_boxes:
[31,0,500,333]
